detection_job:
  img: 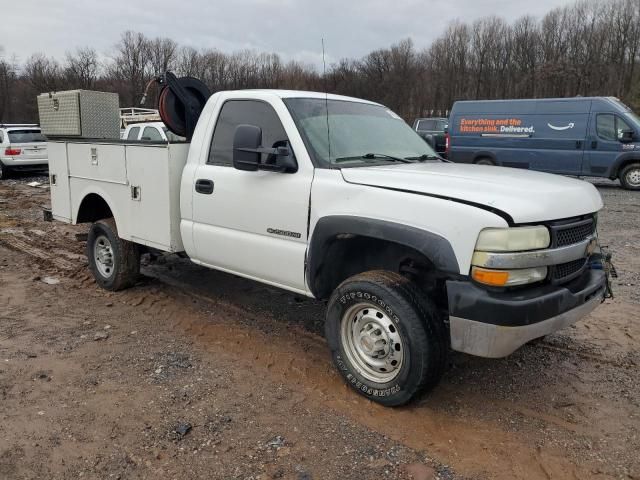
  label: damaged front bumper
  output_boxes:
[446,268,607,358]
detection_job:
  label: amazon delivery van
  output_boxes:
[448,97,640,190]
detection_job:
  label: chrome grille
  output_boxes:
[553,218,595,247]
[548,216,595,283]
[553,258,587,281]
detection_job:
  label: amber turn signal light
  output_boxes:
[471,267,509,287]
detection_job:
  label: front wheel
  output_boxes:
[87,219,140,291]
[619,162,640,190]
[325,271,447,406]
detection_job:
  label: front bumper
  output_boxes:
[446,269,606,358]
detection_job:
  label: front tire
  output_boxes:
[619,162,640,190]
[87,219,140,291]
[325,271,447,406]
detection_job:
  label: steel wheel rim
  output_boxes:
[94,235,114,278]
[340,303,404,383]
[626,167,640,187]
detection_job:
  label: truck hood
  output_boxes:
[340,163,603,224]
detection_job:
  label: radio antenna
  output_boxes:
[322,38,331,161]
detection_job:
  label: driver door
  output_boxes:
[585,113,633,175]
[190,99,313,293]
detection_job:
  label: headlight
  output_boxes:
[471,226,551,287]
[475,226,550,252]
[471,266,548,287]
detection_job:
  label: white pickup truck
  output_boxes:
[47,90,609,406]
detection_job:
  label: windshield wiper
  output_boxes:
[405,154,451,162]
[334,153,412,164]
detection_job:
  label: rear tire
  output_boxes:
[619,162,640,190]
[87,219,140,291]
[474,157,496,166]
[325,270,447,407]
[0,161,9,180]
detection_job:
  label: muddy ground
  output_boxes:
[0,174,638,480]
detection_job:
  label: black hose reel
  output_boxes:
[147,72,211,140]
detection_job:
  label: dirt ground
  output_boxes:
[0,174,638,480]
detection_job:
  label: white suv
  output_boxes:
[0,124,48,179]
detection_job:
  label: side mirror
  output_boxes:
[233,124,297,173]
[233,124,261,171]
[620,129,634,143]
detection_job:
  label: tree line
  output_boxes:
[1,0,640,124]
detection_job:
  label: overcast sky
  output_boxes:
[1,0,576,69]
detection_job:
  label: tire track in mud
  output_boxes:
[134,269,621,480]
[0,227,633,479]
[1,192,637,479]
[0,234,77,271]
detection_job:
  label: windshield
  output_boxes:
[623,111,640,131]
[284,98,438,166]
[8,130,45,143]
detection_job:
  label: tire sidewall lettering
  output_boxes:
[334,289,405,400]
[338,291,400,324]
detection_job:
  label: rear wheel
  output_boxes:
[87,219,140,291]
[325,271,447,406]
[474,157,496,166]
[0,161,9,180]
[619,162,640,190]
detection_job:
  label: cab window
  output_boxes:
[208,100,289,167]
[127,127,140,140]
[142,126,163,141]
[417,120,435,130]
[597,114,632,142]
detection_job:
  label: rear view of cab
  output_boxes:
[0,124,48,179]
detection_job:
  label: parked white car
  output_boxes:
[0,124,48,179]
[47,90,610,406]
[122,122,185,142]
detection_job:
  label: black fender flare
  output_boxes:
[609,152,640,178]
[306,215,460,298]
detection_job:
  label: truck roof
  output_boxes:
[451,96,629,115]
[0,123,39,129]
[1,126,41,131]
[219,89,380,105]
[124,121,165,130]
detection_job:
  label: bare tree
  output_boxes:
[0,46,15,122]
[5,0,640,124]
[148,37,178,76]
[109,31,151,106]
[65,47,99,89]
[23,53,61,92]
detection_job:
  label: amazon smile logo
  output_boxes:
[548,122,575,131]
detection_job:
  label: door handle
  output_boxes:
[575,140,582,149]
[591,140,598,149]
[195,179,214,194]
